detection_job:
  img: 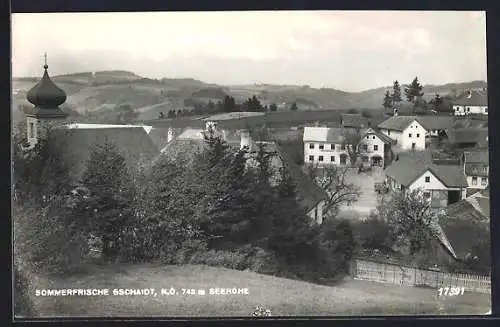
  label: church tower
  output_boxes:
[25,54,68,148]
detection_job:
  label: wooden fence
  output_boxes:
[350,259,491,294]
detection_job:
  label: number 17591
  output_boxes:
[438,287,465,296]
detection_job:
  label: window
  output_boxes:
[366,136,369,139]
[309,155,314,161]
[467,107,470,112]
[472,176,478,185]
[319,144,324,150]
[485,107,488,113]
[481,177,487,185]
[423,192,431,199]
[408,133,412,137]
[319,156,324,162]
[341,144,346,150]
[309,143,314,149]
[373,145,378,151]
[425,176,430,183]
[372,136,375,139]
[417,133,420,138]
[29,122,34,138]
[330,156,335,162]
[331,144,335,150]
[388,130,391,135]
[412,143,416,149]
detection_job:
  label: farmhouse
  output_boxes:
[384,152,468,208]
[358,128,395,168]
[377,116,427,151]
[415,116,454,138]
[453,90,488,116]
[462,150,489,195]
[303,127,351,166]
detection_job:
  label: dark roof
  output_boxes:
[453,90,488,106]
[341,114,369,128]
[276,145,329,213]
[26,64,68,118]
[145,117,206,129]
[378,116,419,132]
[441,194,490,260]
[49,127,160,180]
[447,128,489,145]
[385,152,468,188]
[416,116,454,131]
[464,150,489,164]
[362,128,395,144]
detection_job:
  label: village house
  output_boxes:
[415,116,454,138]
[384,152,468,208]
[357,128,395,168]
[462,150,489,196]
[453,90,488,116]
[302,127,352,166]
[377,116,427,151]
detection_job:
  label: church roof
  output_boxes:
[25,58,68,118]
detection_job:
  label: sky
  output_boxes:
[12,11,487,92]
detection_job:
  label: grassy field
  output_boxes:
[19,263,490,318]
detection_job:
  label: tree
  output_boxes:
[347,108,359,114]
[383,90,393,110]
[429,93,444,113]
[269,103,278,112]
[289,102,298,111]
[380,189,439,262]
[392,80,402,103]
[242,96,264,112]
[222,96,237,113]
[341,128,363,167]
[404,77,424,103]
[305,164,360,219]
[75,140,136,261]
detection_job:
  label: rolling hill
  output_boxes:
[11,70,487,127]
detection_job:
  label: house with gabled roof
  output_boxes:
[358,128,396,168]
[462,150,489,195]
[384,152,468,208]
[377,116,427,151]
[453,90,488,116]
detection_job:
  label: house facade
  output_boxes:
[384,154,468,208]
[358,128,395,168]
[303,127,351,166]
[463,150,489,193]
[378,116,427,151]
[453,90,488,116]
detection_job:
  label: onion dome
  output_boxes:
[26,58,67,109]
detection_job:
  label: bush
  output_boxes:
[352,214,393,252]
[13,200,89,276]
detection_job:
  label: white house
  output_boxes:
[463,150,489,195]
[377,116,427,151]
[384,153,468,208]
[303,127,352,166]
[358,128,395,168]
[453,90,488,116]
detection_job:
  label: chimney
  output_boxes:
[240,129,252,150]
[167,127,174,143]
